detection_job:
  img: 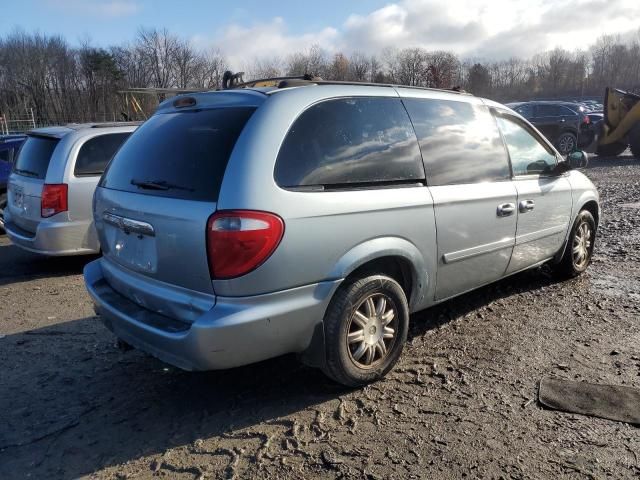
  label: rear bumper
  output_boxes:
[4,217,99,256]
[84,259,341,371]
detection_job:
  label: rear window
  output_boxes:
[74,133,132,177]
[100,107,255,201]
[274,97,424,188]
[13,136,59,179]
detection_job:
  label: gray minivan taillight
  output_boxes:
[99,107,255,202]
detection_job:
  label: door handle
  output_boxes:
[519,199,535,213]
[497,203,516,217]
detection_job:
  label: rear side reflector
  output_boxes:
[41,183,68,218]
[207,210,284,279]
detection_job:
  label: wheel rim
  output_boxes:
[0,200,5,229]
[572,220,592,269]
[559,135,575,154]
[346,293,397,369]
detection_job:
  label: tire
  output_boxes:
[0,192,6,233]
[553,210,596,279]
[596,141,628,157]
[556,132,577,155]
[322,274,409,387]
[629,123,640,159]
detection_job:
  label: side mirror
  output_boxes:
[567,150,588,169]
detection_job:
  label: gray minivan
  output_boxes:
[5,123,137,255]
[84,82,599,386]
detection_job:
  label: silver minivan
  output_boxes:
[84,82,599,386]
[5,123,137,255]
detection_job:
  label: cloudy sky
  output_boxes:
[3,0,640,65]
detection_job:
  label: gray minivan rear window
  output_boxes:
[275,97,424,188]
[100,107,255,201]
[75,133,131,177]
[403,98,510,186]
[13,135,59,179]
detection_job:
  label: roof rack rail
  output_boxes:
[220,70,470,95]
[222,71,471,95]
[311,80,469,95]
[222,72,320,90]
[89,121,143,128]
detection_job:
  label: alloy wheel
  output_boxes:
[346,293,397,369]
[572,220,592,269]
[558,134,576,155]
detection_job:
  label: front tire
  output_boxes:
[322,274,409,387]
[553,210,596,278]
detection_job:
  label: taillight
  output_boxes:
[206,210,284,279]
[41,184,68,218]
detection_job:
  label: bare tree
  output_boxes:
[135,27,179,94]
[244,56,283,80]
[2,27,640,128]
[329,53,349,80]
[348,51,369,82]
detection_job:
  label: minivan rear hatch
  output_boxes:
[96,103,257,300]
[8,134,60,233]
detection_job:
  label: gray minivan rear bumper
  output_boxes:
[4,218,99,256]
[84,259,340,370]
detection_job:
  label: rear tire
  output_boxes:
[556,132,577,155]
[553,210,596,279]
[322,274,409,387]
[629,124,640,159]
[0,192,7,233]
[596,141,628,157]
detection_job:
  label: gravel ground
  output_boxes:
[1,152,639,479]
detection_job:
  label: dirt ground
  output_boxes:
[1,152,639,480]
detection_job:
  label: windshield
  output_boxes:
[100,107,255,202]
[13,135,59,179]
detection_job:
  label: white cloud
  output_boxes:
[47,0,140,18]
[194,17,339,68]
[195,0,640,66]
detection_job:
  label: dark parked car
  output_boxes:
[506,101,591,154]
[0,134,26,230]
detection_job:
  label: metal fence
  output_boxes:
[0,110,131,134]
[0,110,36,134]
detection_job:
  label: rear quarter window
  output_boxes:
[274,97,424,188]
[13,136,59,179]
[100,107,255,201]
[403,98,510,186]
[74,133,132,177]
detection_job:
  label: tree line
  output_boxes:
[0,27,639,127]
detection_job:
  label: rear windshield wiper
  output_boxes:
[14,168,40,178]
[131,179,194,192]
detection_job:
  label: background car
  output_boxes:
[0,134,26,231]
[507,101,591,154]
[4,123,138,255]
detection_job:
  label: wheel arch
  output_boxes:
[300,238,432,369]
[327,236,431,311]
[554,195,600,263]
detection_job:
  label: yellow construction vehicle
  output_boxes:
[596,87,640,157]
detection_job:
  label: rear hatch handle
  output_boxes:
[103,212,155,237]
